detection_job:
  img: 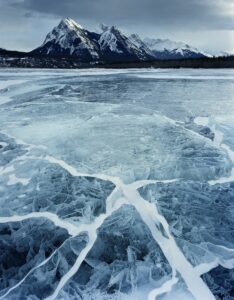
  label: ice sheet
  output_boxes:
[0,68,234,300]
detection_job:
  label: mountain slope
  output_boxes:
[98,26,154,61]
[128,34,155,58]
[143,37,211,59]
[31,18,212,62]
[32,18,101,61]
[32,19,155,62]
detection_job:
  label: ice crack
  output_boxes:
[0,212,80,236]
[0,133,215,300]
[148,269,178,300]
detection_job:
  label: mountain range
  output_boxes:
[31,18,211,62]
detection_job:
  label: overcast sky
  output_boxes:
[0,0,234,54]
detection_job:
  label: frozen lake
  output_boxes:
[0,68,234,300]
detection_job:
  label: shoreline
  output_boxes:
[0,54,234,69]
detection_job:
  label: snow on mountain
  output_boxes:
[215,51,233,57]
[32,18,212,62]
[32,18,100,61]
[143,37,211,59]
[144,38,189,52]
[98,26,154,61]
[128,34,155,58]
[32,19,154,62]
[99,27,123,54]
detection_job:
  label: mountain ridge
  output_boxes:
[143,37,212,59]
[1,17,233,66]
[32,18,154,62]
[31,18,211,62]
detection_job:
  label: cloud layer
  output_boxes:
[0,0,234,53]
[11,0,234,30]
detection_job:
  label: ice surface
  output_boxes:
[57,205,173,299]
[0,218,71,298]
[202,265,234,300]
[0,68,234,299]
[1,228,88,300]
[0,133,115,224]
[0,77,232,183]
[139,181,234,263]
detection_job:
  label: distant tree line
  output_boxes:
[0,48,233,69]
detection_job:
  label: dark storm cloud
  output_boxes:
[0,0,233,53]
[11,0,234,30]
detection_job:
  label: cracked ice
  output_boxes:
[0,68,234,300]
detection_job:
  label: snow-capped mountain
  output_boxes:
[215,51,233,57]
[128,34,155,58]
[32,18,154,62]
[98,26,154,61]
[32,18,212,63]
[32,18,101,61]
[143,37,211,59]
